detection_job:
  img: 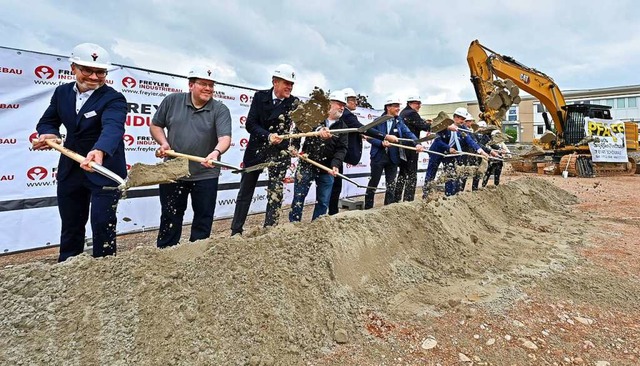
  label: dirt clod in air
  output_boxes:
[1,177,586,365]
[289,87,330,133]
[125,157,190,189]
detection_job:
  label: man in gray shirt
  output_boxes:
[150,66,232,248]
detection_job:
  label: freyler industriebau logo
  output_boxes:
[27,166,48,180]
[34,65,55,79]
[239,138,249,148]
[239,94,249,103]
[239,116,247,125]
[123,134,135,146]
[122,77,137,88]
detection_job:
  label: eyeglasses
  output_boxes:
[76,65,107,77]
[195,81,214,89]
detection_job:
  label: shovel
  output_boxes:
[35,139,188,191]
[277,115,393,140]
[159,150,273,173]
[562,153,575,179]
[295,153,382,191]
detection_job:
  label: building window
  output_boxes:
[616,98,626,108]
[507,106,517,122]
[628,97,637,108]
[536,125,544,135]
[536,104,545,113]
[603,99,614,107]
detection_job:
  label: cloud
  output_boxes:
[2,0,640,108]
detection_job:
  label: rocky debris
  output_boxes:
[421,336,437,350]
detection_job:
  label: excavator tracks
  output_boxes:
[559,154,636,177]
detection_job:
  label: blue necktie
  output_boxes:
[449,131,462,151]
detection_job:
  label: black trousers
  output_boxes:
[328,164,344,215]
[157,178,219,248]
[393,154,418,202]
[365,153,398,209]
[57,166,120,262]
[231,157,288,235]
[482,161,503,187]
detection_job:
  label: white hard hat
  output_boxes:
[329,90,347,104]
[188,66,215,82]
[272,63,296,82]
[68,43,111,69]
[453,107,472,120]
[477,121,487,127]
[407,95,422,103]
[384,95,402,106]
[342,88,357,98]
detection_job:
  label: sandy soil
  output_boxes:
[1,170,639,365]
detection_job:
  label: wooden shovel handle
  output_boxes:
[41,139,95,167]
[162,150,207,163]
[277,131,322,140]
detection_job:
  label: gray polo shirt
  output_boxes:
[152,92,232,180]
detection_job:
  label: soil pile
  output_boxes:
[0,177,582,365]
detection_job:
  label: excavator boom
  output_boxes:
[467,39,567,132]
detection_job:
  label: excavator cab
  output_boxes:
[562,104,611,145]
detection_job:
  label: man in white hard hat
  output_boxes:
[394,95,432,202]
[328,87,393,215]
[289,90,348,222]
[422,107,494,198]
[33,43,127,262]
[231,64,298,235]
[150,66,232,248]
[459,113,492,192]
[364,96,424,209]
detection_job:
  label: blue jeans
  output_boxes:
[289,164,334,222]
[157,178,219,248]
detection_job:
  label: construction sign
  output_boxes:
[584,118,629,163]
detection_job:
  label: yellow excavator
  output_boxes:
[466,39,637,176]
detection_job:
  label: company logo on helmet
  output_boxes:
[207,70,212,76]
[91,52,98,61]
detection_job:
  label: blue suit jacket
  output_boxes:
[368,116,417,165]
[243,88,297,167]
[36,82,127,186]
[430,128,483,155]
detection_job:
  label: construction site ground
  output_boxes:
[1,169,639,365]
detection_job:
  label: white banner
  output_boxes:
[2,46,410,254]
[584,118,628,163]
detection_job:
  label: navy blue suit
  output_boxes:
[365,116,417,209]
[36,82,127,261]
[422,127,483,197]
[394,106,431,202]
[328,109,386,215]
[232,88,297,235]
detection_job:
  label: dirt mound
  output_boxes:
[0,177,582,365]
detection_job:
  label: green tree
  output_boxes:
[504,126,518,142]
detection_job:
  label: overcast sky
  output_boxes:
[2,0,639,108]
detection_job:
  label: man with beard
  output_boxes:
[289,90,348,221]
[328,88,396,215]
[151,66,232,248]
[34,43,127,262]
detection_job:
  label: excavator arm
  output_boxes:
[467,39,567,135]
